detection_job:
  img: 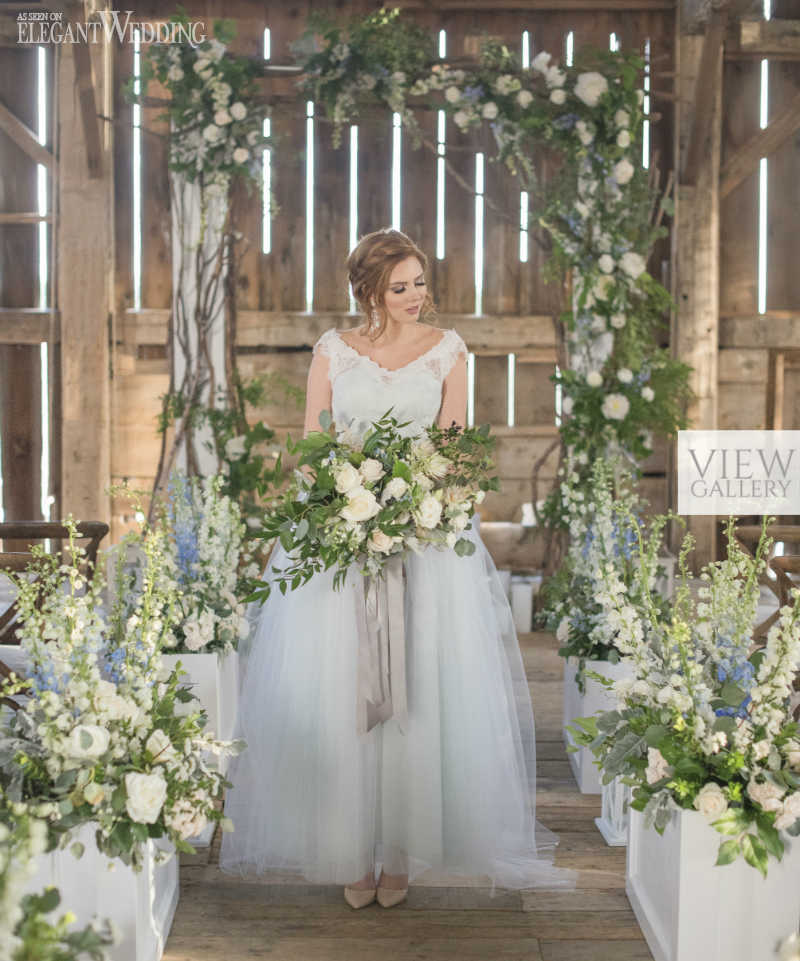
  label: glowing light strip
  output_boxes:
[132,29,142,311]
[437,111,445,259]
[522,31,530,68]
[508,354,515,427]
[520,190,528,263]
[758,42,769,314]
[643,38,651,170]
[474,153,484,316]
[38,46,50,520]
[392,112,402,229]
[566,31,574,67]
[349,125,358,312]
[554,363,562,426]
[609,32,619,52]
[262,30,271,253]
[467,353,475,427]
[306,100,314,312]
[439,29,446,58]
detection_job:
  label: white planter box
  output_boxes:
[161,650,239,769]
[24,822,178,961]
[563,657,634,794]
[595,774,631,846]
[627,807,800,961]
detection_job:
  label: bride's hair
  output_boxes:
[345,227,437,341]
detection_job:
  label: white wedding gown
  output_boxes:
[220,327,572,891]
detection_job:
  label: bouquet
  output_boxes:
[0,519,243,874]
[568,515,800,876]
[250,408,499,598]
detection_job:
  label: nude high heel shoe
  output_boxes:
[376,885,408,908]
[343,886,377,909]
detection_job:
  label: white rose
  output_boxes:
[645,747,670,785]
[615,109,630,128]
[602,393,630,421]
[617,368,633,384]
[561,395,574,416]
[617,130,631,149]
[517,90,533,108]
[214,109,232,126]
[620,251,646,279]
[165,796,208,840]
[610,314,626,329]
[613,158,635,185]
[225,435,247,460]
[445,85,461,103]
[233,147,250,165]
[368,529,394,554]
[83,781,105,807]
[68,724,110,760]
[453,109,470,129]
[359,458,385,483]
[549,89,566,105]
[340,486,381,523]
[146,729,177,765]
[381,476,408,502]
[747,777,786,813]
[334,462,361,494]
[125,771,167,824]
[414,494,443,530]
[693,782,728,821]
[776,792,800,831]
[574,71,608,107]
[598,254,615,274]
[482,101,499,119]
[202,124,221,143]
[545,66,566,88]
[230,101,247,121]
[531,51,552,73]
[586,370,603,388]
[641,386,655,402]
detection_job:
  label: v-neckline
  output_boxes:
[333,328,449,375]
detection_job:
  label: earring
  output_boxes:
[369,308,379,332]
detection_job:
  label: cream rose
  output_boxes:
[233,147,250,165]
[368,529,394,554]
[617,130,631,149]
[574,71,608,107]
[610,314,626,329]
[230,101,247,120]
[531,51,551,73]
[359,458,385,483]
[125,771,168,824]
[68,724,110,760]
[146,729,177,765]
[94,680,129,721]
[482,101,499,119]
[617,368,633,384]
[381,476,408,503]
[340,486,380,523]
[693,782,728,821]
[414,494,443,530]
[556,617,569,643]
[334,462,361,493]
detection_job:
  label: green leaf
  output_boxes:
[757,820,784,860]
[712,808,749,835]
[318,409,332,431]
[644,724,669,749]
[70,841,85,859]
[295,517,309,540]
[715,838,740,866]
[741,833,769,878]
[719,681,748,708]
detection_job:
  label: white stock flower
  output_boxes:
[615,109,630,128]
[414,494,443,530]
[340,486,381,523]
[145,728,177,765]
[67,724,110,760]
[193,58,210,74]
[230,101,247,120]
[381,476,408,502]
[586,371,603,388]
[233,147,250,165]
[620,251,646,279]
[359,458,386,483]
[225,435,247,460]
[598,254,615,274]
[445,85,461,103]
[602,393,630,421]
[574,71,608,107]
[617,368,633,384]
[550,89,567,105]
[334,462,361,494]
[693,782,728,820]
[532,51,552,73]
[575,120,593,145]
[367,529,394,554]
[183,617,209,651]
[776,792,800,831]
[617,130,631,149]
[613,158,635,185]
[482,101,499,119]
[517,89,533,108]
[125,771,168,824]
[545,66,566,88]
[645,747,670,784]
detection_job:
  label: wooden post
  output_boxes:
[57,38,112,525]
[674,6,723,566]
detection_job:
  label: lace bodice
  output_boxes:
[312,327,468,440]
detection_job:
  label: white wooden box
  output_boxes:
[627,807,800,961]
[562,656,633,794]
[24,822,178,961]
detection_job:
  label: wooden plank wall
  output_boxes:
[111,3,676,538]
[720,0,800,432]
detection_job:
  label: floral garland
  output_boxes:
[568,516,800,876]
[291,8,690,469]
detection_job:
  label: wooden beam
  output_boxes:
[720,89,800,198]
[0,309,59,344]
[72,36,103,178]
[0,99,54,169]
[0,212,53,224]
[720,312,800,347]
[683,4,729,185]
[733,17,800,58]
[120,309,558,351]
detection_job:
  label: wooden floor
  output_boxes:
[164,632,651,961]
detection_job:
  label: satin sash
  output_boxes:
[355,552,408,735]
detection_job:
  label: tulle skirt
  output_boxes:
[219,522,573,891]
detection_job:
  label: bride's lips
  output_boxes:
[406,305,420,314]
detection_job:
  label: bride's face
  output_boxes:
[381,256,426,326]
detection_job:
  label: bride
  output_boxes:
[220,227,573,908]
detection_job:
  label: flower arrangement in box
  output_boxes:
[538,455,669,690]
[568,515,800,875]
[0,519,243,874]
[250,408,499,598]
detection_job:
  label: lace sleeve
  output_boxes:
[438,329,468,381]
